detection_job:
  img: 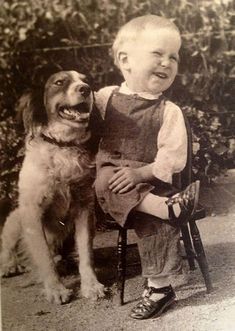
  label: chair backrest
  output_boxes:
[172,112,193,190]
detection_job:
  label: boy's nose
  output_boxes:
[160,57,170,67]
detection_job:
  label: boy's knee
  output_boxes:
[95,166,115,195]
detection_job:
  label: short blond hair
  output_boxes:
[112,15,180,68]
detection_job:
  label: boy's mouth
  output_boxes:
[154,72,168,79]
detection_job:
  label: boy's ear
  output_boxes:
[117,51,130,70]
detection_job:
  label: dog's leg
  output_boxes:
[0,208,25,276]
[20,204,72,304]
[75,209,105,299]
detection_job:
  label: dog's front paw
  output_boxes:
[44,282,73,304]
[81,279,105,300]
[0,258,26,277]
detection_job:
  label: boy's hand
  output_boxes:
[108,167,143,193]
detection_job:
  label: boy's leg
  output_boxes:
[128,182,197,320]
[128,214,184,288]
[129,220,184,320]
[96,166,200,229]
[135,181,200,228]
[135,192,173,219]
[136,222,183,284]
[95,166,154,227]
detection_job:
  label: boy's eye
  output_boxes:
[153,51,162,57]
[170,55,179,63]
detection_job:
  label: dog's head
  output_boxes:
[44,71,93,128]
[17,70,94,134]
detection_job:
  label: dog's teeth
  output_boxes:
[64,109,71,114]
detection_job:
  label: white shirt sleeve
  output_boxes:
[152,100,188,184]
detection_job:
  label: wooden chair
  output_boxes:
[114,209,213,305]
[97,114,213,305]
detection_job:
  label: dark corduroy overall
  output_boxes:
[95,90,183,279]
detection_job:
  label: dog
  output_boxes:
[0,70,105,304]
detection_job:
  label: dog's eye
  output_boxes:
[54,79,64,86]
[82,77,89,84]
[79,74,89,84]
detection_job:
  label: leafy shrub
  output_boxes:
[184,106,235,184]
[0,0,234,200]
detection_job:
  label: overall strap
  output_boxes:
[159,98,165,128]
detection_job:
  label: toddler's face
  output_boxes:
[124,27,181,94]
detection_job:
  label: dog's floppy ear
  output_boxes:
[16,88,48,134]
[15,64,64,133]
[32,63,63,87]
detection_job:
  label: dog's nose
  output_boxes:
[78,85,91,98]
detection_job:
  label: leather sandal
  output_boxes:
[130,285,176,320]
[166,180,200,228]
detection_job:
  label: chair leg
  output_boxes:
[181,224,196,270]
[117,228,127,305]
[189,220,213,293]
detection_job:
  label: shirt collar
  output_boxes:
[119,81,162,100]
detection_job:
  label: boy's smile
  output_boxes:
[121,27,181,94]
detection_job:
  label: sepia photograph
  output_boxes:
[0,0,234,330]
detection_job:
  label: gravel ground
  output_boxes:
[1,181,235,331]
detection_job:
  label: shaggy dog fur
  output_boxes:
[0,70,104,304]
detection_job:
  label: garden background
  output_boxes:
[0,0,234,203]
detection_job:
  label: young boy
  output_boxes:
[95,15,199,319]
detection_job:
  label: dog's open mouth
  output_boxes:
[58,102,90,122]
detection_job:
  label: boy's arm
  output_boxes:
[152,101,187,183]
[108,164,155,193]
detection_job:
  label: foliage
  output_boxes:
[0,0,234,199]
[184,106,235,183]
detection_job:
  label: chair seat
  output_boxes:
[193,204,206,221]
[99,204,206,231]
